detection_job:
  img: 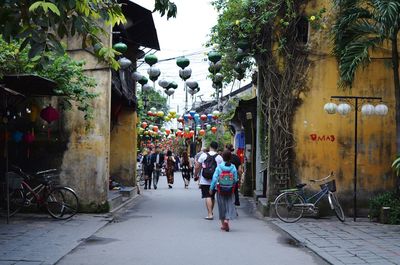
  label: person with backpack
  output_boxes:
[194,141,223,220]
[225,144,243,206]
[209,150,238,232]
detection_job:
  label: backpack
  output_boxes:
[202,154,218,179]
[217,169,235,196]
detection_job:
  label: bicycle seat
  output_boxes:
[296,183,307,189]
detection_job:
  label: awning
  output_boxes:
[1,74,58,97]
[116,0,160,50]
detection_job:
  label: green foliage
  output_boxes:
[137,89,168,123]
[332,0,400,87]
[154,0,177,19]
[369,192,400,224]
[392,156,400,176]
[0,37,97,120]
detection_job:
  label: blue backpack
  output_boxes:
[217,169,235,196]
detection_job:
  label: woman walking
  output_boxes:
[209,150,238,232]
[180,151,192,188]
[142,148,154,190]
[166,150,176,189]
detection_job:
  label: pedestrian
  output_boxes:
[210,150,238,232]
[194,147,208,164]
[194,141,223,220]
[142,148,154,190]
[180,151,192,188]
[225,144,243,206]
[151,146,164,190]
[166,150,175,189]
[189,155,195,178]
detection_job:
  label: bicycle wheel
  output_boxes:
[0,189,25,217]
[46,187,79,220]
[274,192,305,223]
[328,192,345,222]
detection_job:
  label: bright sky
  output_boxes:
[133,0,243,114]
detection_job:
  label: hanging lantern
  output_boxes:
[138,76,148,86]
[189,110,196,117]
[169,110,177,117]
[132,71,143,81]
[113,42,128,53]
[153,126,159,132]
[147,111,153,116]
[184,114,190,123]
[145,54,158,66]
[179,68,192,80]
[12,131,23,143]
[199,129,206,136]
[212,110,220,117]
[211,127,217,134]
[194,113,200,122]
[178,117,184,123]
[337,103,352,115]
[24,132,35,158]
[208,61,222,73]
[118,57,132,69]
[324,102,337,114]
[200,114,207,121]
[168,81,178,89]
[40,105,60,139]
[361,103,375,116]
[157,111,165,117]
[158,79,170,88]
[375,103,388,116]
[188,88,197,95]
[165,129,171,135]
[207,114,213,121]
[213,73,224,83]
[189,130,195,137]
[147,66,161,81]
[212,82,223,89]
[176,57,190,69]
[164,88,175,96]
[141,122,148,129]
[206,124,212,130]
[186,80,199,89]
[142,84,153,92]
[208,51,222,63]
[150,107,157,113]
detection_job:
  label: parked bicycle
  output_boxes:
[0,165,79,220]
[274,172,345,223]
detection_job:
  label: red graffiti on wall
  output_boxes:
[310,134,335,142]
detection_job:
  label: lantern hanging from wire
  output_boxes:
[40,105,60,139]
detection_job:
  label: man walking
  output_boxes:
[194,142,223,220]
[151,146,164,190]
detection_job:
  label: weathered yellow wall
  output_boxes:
[110,110,137,186]
[293,1,397,207]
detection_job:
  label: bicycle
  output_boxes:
[274,172,345,223]
[0,166,79,220]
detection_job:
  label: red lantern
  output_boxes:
[200,114,207,121]
[153,126,159,132]
[40,105,60,139]
[211,127,217,134]
[189,130,195,137]
[141,122,148,129]
[188,115,193,120]
[177,117,184,123]
[165,129,171,135]
[24,132,35,158]
[213,115,218,120]
[199,129,205,136]
[147,111,153,116]
[176,130,182,137]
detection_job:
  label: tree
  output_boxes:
[137,89,168,123]
[0,0,177,69]
[332,0,400,152]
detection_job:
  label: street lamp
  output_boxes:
[324,95,388,221]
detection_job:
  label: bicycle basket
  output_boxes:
[36,173,60,185]
[320,180,336,192]
[6,172,23,190]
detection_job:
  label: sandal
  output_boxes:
[204,216,214,220]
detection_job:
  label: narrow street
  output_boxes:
[57,174,326,265]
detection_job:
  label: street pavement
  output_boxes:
[273,218,400,264]
[57,173,326,265]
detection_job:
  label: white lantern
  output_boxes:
[186,80,199,89]
[361,103,375,116]
[150,107,157,113]
[147,66,161,78]
[142,84,153,92]
[324,102,337,114]
[374,103,388,116]
[337,103,352,115]
[132,71,143,81]
[158,79,170,88]
[179,68,192,80]
[118,57,132,69]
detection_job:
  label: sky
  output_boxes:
[132,0,244,114]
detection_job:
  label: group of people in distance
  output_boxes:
[139,141,243,232]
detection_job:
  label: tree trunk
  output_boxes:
[392,31,400,154]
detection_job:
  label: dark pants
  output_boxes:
[153,170,161,188]
[234,184,240,206]
[144,169,153,189]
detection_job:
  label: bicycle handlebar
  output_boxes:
[309,171,334,183]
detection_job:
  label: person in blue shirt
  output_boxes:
[210,150,238,232]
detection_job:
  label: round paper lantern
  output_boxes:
[208,51,222,63]
[324,102,337,114]
[142,84,153,92]
[200,114,207,121]
[165,129,171,135]
[157,111,164,117]
[150,107,157,113]
[168,81,178,89]
[337,103,352,115]
[138,76,148,85]
[199,129,205,136]
[375,103,388,116]
[208,61,222,73]
[176,57,190,69]
[164,88,175,96]
[153,126,159,132]
[206,124,212,130]
[207,114,213,121]
[169,110,176,116]
[212,81,222,89]
[145,54,158,66]
[113,42,128,53]
[212,110,220,117]
[149,124,154,130]
[132,71,143,81]
[40,105,60,124]
[188,88,198,95]
[213,73,224,83]
[141,122,148,129]
[189,110,196,117]
[118,57,132,69]
[12,131,23,143]
[178,117,184,123]
[211,127,217,134]
[179,68,192,80]
[184,114,190,122]
[189,130,195,137]
[147,111,153,116]
[186,80,199,89]
[194,113,200,121]
[148,66,161,81]
[158,79,170,88]
[361,103,375,116]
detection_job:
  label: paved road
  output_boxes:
[58,174,326,265]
